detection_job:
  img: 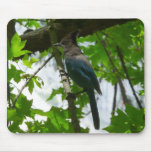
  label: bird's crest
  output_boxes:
[61,30,80,45]
[70,30,79,41]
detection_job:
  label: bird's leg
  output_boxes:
[59,69,71,84]
[60,69,69,77]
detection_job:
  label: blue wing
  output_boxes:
[65,56,101,94]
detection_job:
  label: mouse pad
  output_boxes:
[7,19,144,133]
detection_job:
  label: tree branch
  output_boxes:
[7,20,16,42]
[96,33,123,77]
[49,26,81,133]
[96,33,129,104]
[7,62,11,109]
[112,83,117,115]
[7,20,16,108]
[116,46,142,109]
[20,19,135,53]
[7,81,11,127]
[7,20,16,126]
[12,55,53,108]
[117,76,129,104]
[53,49,81,132]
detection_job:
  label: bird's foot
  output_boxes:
[60,70,69,77]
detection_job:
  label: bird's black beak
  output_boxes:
[53,43,62,46]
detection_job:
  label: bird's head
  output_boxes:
[53,30,79,50]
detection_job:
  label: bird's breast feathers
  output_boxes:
[72,54,92,68]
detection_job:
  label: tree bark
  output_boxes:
[20,19,135,52]
[49,26,81,132]
[7,20,16,126]
[117,76,129,105]
[112,83,117,115]
[7,20,16,42]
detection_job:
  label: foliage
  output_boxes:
[103,104,145,133]
[16,19,41,29]
[7,33,31,60]
[7,19,144,133]
[47,87,66,101]
[78,20,144,88]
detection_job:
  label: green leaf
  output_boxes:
[7,109,17,121]
[31,107,71,132]
[31,108,48,116]
[9,33,31,59]
[15,94,33,116]
[139,90,144,96]
[22,54,39,68]
[25,20,41,29]
[125,104,144,128]
[47,107,70,131]
[8,121,25,133]
[47,87,66,101]
[33,77,41,88]
[28,79,34,94]
[103,105,145,133]
[7,64,23,82]
[40,50,48,58]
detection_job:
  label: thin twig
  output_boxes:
[7,82,11,127]
[96,33,123,77]
[116,46,142,109]
[7,62,11,108]
[7,20,16,127]
[7,83,11,108]
[117,76,129,104]
[17,63,24,72]
[12,55,54,108]
[10,82,20,92]
[85,111,91,116]
[96,33,129,104]
[7,61,12,127]
[112,83,117,115]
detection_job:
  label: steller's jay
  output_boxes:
[54,31,102,130]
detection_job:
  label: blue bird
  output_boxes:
[55,31,102,129]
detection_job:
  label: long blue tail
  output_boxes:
[86,90,100,129]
